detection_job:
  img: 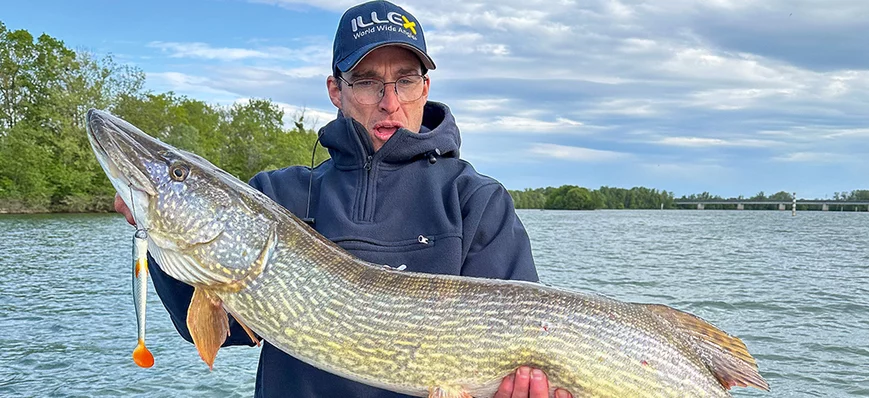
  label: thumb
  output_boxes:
[113,193,135,226]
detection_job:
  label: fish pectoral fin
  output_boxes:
[187,288,229,370]
[642,303,771,392]
[428,386,472,398]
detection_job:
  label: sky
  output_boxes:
[4,0,869,198]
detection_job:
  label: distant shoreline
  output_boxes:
[2,205,865,215]
[0,196,115,215]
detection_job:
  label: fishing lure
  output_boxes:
[132,228,154,368]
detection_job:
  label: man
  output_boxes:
[116,1,572,397]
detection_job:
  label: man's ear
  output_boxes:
[327,76,342,109]
[421,73,430,100]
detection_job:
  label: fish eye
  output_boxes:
[169,162,189,181]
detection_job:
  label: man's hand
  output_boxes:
[114,193,136,226]
[493,366,573,398]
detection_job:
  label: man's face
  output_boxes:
[327,46,430,152]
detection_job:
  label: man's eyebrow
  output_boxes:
[348,67,422,80]
[347,70,380,79]
[396,67,422,75]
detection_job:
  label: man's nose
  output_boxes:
[379,83,400,113]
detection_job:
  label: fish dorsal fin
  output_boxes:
[642,304,770,392]
[187,287,230,370]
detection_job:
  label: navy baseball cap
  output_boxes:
[332,1,436,75]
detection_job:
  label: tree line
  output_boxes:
[509,187,869,211]
[0,22,328,213]
[509,186,677,210]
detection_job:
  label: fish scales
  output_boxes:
[218,224,730,397]
[85,109,768,398]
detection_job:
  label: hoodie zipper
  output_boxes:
[358,154,374,222]
[349,118,376,223]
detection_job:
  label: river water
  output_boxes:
[0,210,866,397]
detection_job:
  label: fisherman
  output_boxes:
[115,1,572,397]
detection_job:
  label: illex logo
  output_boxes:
[351,11,418,40]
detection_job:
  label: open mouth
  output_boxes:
[372,121,404,142]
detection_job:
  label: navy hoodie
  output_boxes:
[149,101,538,397]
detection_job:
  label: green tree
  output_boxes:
[544,185,596,210]
[0,23,145,211]
[768,191,793,201]
[113,92,220,161]
[849,190,869,201]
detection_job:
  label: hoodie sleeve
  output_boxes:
[460,182,539,283]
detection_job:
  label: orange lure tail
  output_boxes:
[133,340,155,368]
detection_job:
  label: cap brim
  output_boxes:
[336,41,436,73]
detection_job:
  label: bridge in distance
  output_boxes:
[673,200,869,211]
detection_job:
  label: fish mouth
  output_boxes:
[86,109,161,227]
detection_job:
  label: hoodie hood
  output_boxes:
[319,101,461,169]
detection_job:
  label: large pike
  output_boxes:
[86,109,769,397]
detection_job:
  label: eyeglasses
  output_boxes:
[338,74,428,105]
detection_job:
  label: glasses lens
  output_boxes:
[352,80,383,105]
[350,76,425,105]
[396,75,424,103]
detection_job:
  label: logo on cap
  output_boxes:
[401,16,416,34]
[351,11,417,37]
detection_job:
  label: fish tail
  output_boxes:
[642,303,770,392]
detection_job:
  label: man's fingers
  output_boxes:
[492,374,514,398]
[491,367,572,398]
[529,369,549,397]
[555,389,573,398]
[114,193,135,225]
[510,367,531,398]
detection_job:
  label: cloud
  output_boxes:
[450,98,512,113]
[427,32,511,56]
[772,152,856,163]
[147,72,242,102]
[459,115,590,134]
[819,127,869,139]
[654,137,779,148]
[583,98,668,117]
[639,161,731,180]
[149,42,275,60]
[148,41,331,64]
[528,143,629,162]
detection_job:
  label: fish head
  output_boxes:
[87,108,277,289]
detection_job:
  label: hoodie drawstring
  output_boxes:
[303,130,324,226]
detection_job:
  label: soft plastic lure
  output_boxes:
[132,228,154,368]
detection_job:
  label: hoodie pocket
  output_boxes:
[331,233,450,253]
[332,233,464,274]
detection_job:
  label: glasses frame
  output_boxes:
[337,74,429,105]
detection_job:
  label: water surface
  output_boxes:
[0,210,866,397]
